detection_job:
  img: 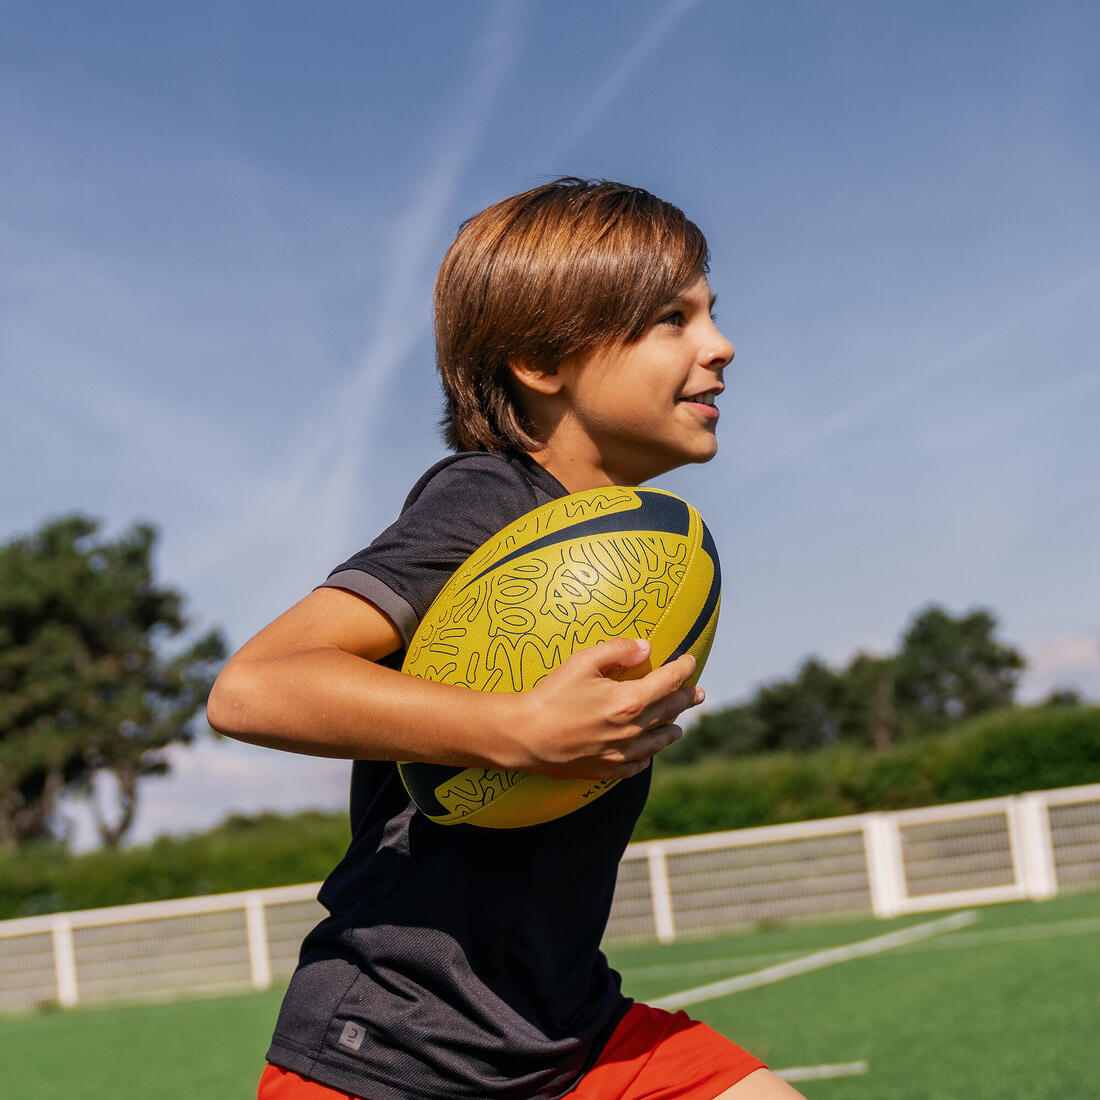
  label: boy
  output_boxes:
[208,178,805,1100]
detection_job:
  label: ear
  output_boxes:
[507,359,565,397]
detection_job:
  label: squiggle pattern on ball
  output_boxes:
[406,532,690,696]
[434,769,521,815]
[399,487,717,824]
[405,528,690,816]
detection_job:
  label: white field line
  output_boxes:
[650,911,978,1011]
[625,949,808,983]
[776,1061,869,1083]
[891,915,1100,953]
[626,913,1100,987]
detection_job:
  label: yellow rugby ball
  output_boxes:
[398,486,720,828]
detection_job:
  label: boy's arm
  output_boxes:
[207,587,701,781]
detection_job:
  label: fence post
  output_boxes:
[50,915,79,1007]
[646,844,677,945]
[863,813,907,920]
[245,893,272,990]
[1010,794,1058,901]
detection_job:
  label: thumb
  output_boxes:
[590,637,653,679]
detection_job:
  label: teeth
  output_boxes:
[695,393,715,406]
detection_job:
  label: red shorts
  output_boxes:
[258,1003,765,1100]
[566,1003,766,1099]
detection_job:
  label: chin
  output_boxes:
[688,439,719,465]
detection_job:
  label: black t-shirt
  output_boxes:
[266,452,651,1100]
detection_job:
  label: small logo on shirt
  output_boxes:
[338,1021,366,1052]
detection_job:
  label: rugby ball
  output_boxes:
[398,486,720,828]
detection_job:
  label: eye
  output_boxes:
[658,310,685,327]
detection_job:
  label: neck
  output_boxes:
[525,433,665,492]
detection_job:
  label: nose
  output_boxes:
[703,321,735,371]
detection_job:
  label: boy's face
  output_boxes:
[550,271,734,488]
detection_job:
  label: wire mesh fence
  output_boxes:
[1,783,1097,1013]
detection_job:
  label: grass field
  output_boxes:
[4,892,1098,1098]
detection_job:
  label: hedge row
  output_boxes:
[635,704,1100,839]
[2,706,1097,919]
[0,810,349,921]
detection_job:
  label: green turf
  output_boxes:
[1,987,285,1099]
[612,892,1100,1098]
[3,893,1098,1098]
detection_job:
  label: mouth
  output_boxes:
[678,387,720,405]
[677,390,720,416]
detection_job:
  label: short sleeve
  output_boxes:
[320,453,562,648]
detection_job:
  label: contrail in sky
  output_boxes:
[263,0,703,568]
[284,0,528,484]
[543,0,705,162]
[176,0,529,586]
[197,0,700,570]
[322,0,531,543]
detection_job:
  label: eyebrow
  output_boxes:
[663,292,718,310]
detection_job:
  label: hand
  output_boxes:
[500,637,704,780]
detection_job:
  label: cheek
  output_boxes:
[580,376,639,420]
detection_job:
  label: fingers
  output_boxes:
[580,639,698,696]
[532,640,705,779]
[588,636,653,675]
[599,644,702,744]
[604,720,684,778]
[641,651,698,697]
[617,757,654,780]
[632,722,684,757]
[633,666,703,729]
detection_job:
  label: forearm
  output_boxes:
[208,590,700,781]
[208,647,522,767]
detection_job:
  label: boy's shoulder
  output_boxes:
[401,450,566,516]
[321,451,569,635]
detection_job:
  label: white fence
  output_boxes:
[2,783,1098,1014]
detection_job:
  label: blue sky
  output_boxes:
[3,0,1098,849]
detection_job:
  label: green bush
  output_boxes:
[636,705,1100,840]
[0,811,350,920]
[928,705,1100,800]
[2,707,1096,917]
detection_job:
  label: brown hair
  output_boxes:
[434,177,709,453]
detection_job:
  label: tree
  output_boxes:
[894,605,1024,734]
[679,604,1026,758]
[1041,688,1083,709]
[841,653,899,750]
[753,658,849,752]
[0,516,227,849]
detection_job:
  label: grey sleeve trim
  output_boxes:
[318,570,419,649]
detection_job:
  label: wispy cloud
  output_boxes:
[123,2,537,846]
[735,265,1100,484]
[543,0,705,162]
[170,0,531,595]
